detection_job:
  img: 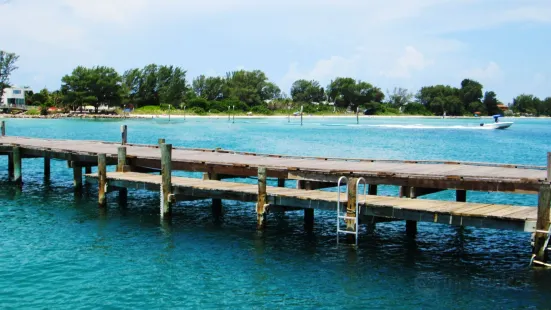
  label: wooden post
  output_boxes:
[300,106,303,126]
[534,184,551,262]
[356,107,359,124]
[208,172,223,218]
[277,179,285,187]
[85,166,92,174]
[12,146,21,185]
[117,146,127,172]
[368,184,378,195]
[547,152,550,181]
[304,209,314,231]
[1,121,5,136]
[121,125,127,145]
[98,154,107,208]
[8,153,14,180]
[456,190,467,202]
[73,162,82,191]
[401,186,418,236]
[346,178,358,236]
[160,143,172,219]
[44,156,50,179]
[257,167,267,230]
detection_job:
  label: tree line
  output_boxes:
[2,50,551,116]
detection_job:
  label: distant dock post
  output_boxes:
[1,121,5,137]
[121,125,127,145]
[160,142,173,219]
[356,107,359,124]
[300,105,303,126]
[98,154,107,208]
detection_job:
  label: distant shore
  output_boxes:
[0,113,546,120]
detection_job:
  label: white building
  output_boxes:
[1,86,29,107]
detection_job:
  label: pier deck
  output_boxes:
[86,172,538,233]
[0,136,546,193]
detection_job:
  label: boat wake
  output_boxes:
[367,124,496,130]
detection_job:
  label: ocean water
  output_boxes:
[1,116,550,309]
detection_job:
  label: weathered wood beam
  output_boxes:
[12,146,21,185]
[117,146,127,172]
[160,143,172,219]
[456,190,467,202]
[297,180,336,190]
[98,154,107,208]
[346,178,358,237]
[533,184,551,262]
[257,167,267,230]
[44,156,50,179]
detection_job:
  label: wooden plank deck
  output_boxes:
[85,172,539,233]
[1,136,547,193]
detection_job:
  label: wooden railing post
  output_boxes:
[534,183,551,262]
[346,178,358,237]
[12,146,21,185]
[117,146,127,172]
[257,167,267,230]
[160,143,172,219]
[121,125,127,145]
[98,154,107,208]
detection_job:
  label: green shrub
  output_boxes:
[25,108,40,116]
[251,105,273,115]
[403,103,432,116]
[209,109,221,114]
[191,107,206,115]
[186,98,208,110]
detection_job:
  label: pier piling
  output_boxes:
[12,146,22,185]
[73,162,82,191]
[121,125,127,145]
[400,186,418,236]
[547,152,550,181]
[346,178,358,240]
[98,154,107,208]
[117,146,127,172]
[8,153,14,180]
[44,157,50,179]
[456,190,467,202]
[256,167,267,230]
[368,184,378,195]
[85,166,92,174]
[160,143,172,219]
[534,184,551,262]
[1,121,5,137]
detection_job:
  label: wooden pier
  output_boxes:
[0,122,550,266]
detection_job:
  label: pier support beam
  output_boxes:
[44,156,50,179]
[256,167,267,230]
[98,154,107,208]
[400,186,418,236]
[204,172,223,218]
[368,184,378,195]
[456,190,467,202]
[8,153,14,180]
[73,162,82,192]
[85,166,92,174]
[160,143,172,220]
[534,184,551,263]
[277,178,285,188]
[12,146,21,185]
[346,178,358,240]
[117,146,128,206]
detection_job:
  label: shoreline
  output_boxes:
[0,113,547,120]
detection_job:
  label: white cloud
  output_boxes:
[463,62,503,81]
[381,46,433,78]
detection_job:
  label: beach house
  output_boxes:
[1,86,29,107]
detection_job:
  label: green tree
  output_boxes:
[223,70,278,106]
[62,66,122,113]
[459,79,483,113]
[290,79,325,103]
[0,50,19,105]
[327,78,383,110]
[416,85,462,115]
[482,91,500,116]
[511,94,542,115]
[386,87,412,110]
[192,75,225,101]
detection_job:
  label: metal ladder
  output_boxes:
[530,226,551,267]
[336,176,367,245]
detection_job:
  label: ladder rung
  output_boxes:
[337,230,358,235]
[535,230,551,234]
[338,216,357,220]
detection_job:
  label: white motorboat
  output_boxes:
[479,121,513,129]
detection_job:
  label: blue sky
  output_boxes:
[1,0,550,103]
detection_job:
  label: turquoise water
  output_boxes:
[1,117,550,309]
